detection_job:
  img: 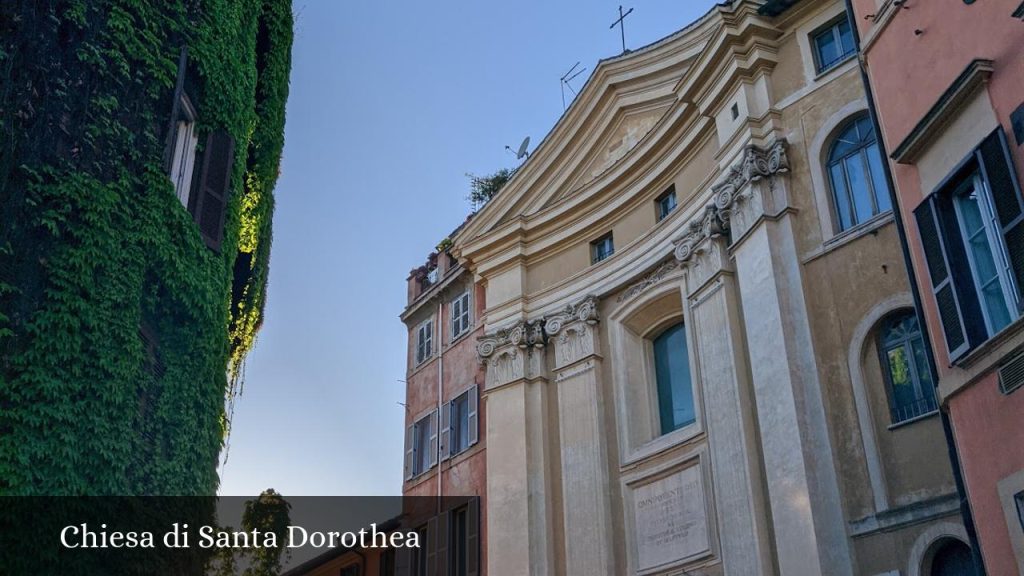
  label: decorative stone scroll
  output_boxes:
[543,295,599,336]
[542,296,601,370]
[672,139,790,268]
[477,320,547,389]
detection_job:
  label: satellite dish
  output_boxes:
[505,136,531,160]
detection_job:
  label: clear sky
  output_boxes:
[217,0,723,497]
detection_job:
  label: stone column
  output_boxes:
[543,298,616,576]
[478,322,554,576]
[673,210,775,575]
[719,141,852,576]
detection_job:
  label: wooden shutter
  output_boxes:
[425,517,437,576]
[164,47,189,172]
[915,198,970,360]
[467,385,479,447]
[439,401,451,462]
[191,130,235,251]
[978,128,1024,310]
[428,409,439,469]
[404,424,415,480]
[435,511,449,576]
[466,498,480,576]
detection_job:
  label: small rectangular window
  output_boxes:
[450,391,470,456]
[812,16,857,73]
[656,186,677,221]
[412,413,434,476]
[449,506,469,576]
[591,233,614,264]
[451,292,471,340]
[416,319,434,365]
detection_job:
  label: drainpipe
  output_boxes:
[437,298,444,507]
[841,1,986,573]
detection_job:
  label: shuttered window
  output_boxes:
[444,385,479,460]
[914,129,1024,362]
[190,130,235,251]
[416,319,434,365]
[451,292,471,340]
[405,410,438,480]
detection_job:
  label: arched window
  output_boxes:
[828,116,892,231]
[652,322,696,435]
[928,539,974,576]
[878,311,937,424]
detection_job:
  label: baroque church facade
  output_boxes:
[403,1,979,575]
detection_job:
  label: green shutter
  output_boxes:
[915,198,969,360]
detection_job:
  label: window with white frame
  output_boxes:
[451,291,471,340]
[169,94,199,208]
[915,129,1024,362]
[656,185,677,221]
[811,15,856,74]
[442,386,478,459]
[405,410,437,480]
[415,319,434,365]
[591,233,614,264]
[827,116,892,231]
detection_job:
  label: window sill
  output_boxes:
[408,355,437,377]
[887,409,939,431]
[448,326,474,348]
[814,52,858,82]
[955,315,1024,370]
[803,211,893,264]
[621,421,703,468]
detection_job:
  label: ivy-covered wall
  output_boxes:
[0,0,293,495]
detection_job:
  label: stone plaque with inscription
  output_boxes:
[633,465,709,572]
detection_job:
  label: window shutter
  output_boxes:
[164,47,188,172]
[978,129,1024,310]
[439,401,451,461]
[191,130,235,251]
[467,385,479,447]
[466,498,480,576]
[425,516,437,576]
[435,511,449,576]
[404,424,415,481]
[915,198,970,360]
[428,409,439,469]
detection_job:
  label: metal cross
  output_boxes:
[609,5,634,54]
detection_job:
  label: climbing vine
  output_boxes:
[0,0,292,495]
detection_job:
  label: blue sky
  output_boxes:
[217,0,723,497]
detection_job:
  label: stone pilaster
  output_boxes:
[674,222,775,575]
[478,321,553,576]
[543,297,616,576]
[720,140,853,576]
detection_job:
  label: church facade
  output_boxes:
[445,1,973,574]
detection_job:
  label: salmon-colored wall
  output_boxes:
[402,273,488,573]
[851,1,1024,571]
[948,374,1024,575]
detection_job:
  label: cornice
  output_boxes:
[890,59,994,164]
[455,4,742,247]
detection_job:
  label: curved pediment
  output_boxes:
[455,1,780,268]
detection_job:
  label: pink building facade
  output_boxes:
[850,0,1024,573]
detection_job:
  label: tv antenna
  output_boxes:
[505,136,531,160]
[560,61,587,110]
[610,5,634,54]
